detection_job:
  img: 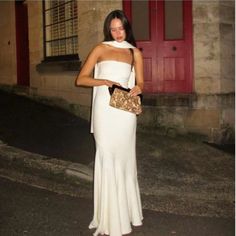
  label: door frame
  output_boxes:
[123,0,193,94]
[15,0,30,86]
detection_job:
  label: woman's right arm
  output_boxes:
[75,45,119,87]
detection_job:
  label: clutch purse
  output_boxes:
[108,85,142,115]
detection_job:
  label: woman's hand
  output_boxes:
[129,85,142,97]
[104,79,121,87]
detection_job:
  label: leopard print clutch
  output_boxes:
[109,85,142,115]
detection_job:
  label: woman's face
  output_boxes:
[110,18,126,42]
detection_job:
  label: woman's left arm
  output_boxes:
[129,48,144,97]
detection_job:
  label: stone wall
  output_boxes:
[27,0,43,90]
[27,1,89,119]
[24,0,236,141]
[192,0,234,94]
[0,0,122,122]
[75,0,122,119]
[193,0,221,94]
[219,0,235,92]
[0,1,17,85]
[78,1,122,61]
[0,0,234,142]
[189,0,235,141]
[26,0,122,121]
[136,0,235,143]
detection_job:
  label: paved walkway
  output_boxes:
[1,177,234,236]
[0,89,234,220]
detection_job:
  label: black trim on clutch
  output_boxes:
[108,85,143,101]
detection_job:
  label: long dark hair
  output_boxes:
[103,10,136,47]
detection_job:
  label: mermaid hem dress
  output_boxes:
[89,41,143,236]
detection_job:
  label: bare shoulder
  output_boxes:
[84,43,105,64]
[90,43,105,55]
[133,47,143,61]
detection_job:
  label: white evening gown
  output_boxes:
[89,42,143,236]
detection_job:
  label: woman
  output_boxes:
[76,10,144,236]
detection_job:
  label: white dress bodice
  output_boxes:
[96,60,132,87]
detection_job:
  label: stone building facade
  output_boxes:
[0,0,234,144]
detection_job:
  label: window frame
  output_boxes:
[42,0,79,62]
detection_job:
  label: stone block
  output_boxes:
[37,88,59,98]
[138,107,157,126]
[220,79,234,93]
[185,109,220,133]
[219,0,234,7]
[28,1,42,16]
[220,42,235,63]
[30,51,42,65]
[0,2,14,27]
[65,91,92,107]
[57,75,76,91]
[193,1,219,24]
[194,76,221,94]
[0,2,17,87]
[68,103,91,122]
[29,35,43,54]
[29,66,41,88]
[77,0,122,61]
[194,57,220,77]
[222,63,235,79]
[194,40,220,60]
[138,106,187,132]
[220,57,235,79]
[219,4,235,24]
[220,23,235,42]
[192,94,221,109]
[40,75,58,89]
[220,93,235,108]
[76,86,92,96]
[194,23,220,43]
[222,108,235,126]
[0,76,16,85]
[207,123,234,144]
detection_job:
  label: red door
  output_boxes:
[123,0,193,93]
[15,0,30,86]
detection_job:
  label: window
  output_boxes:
[43,0,78,60]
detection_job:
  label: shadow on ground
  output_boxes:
[0,90,95,165]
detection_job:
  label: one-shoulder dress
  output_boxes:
[89,59,143,236]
